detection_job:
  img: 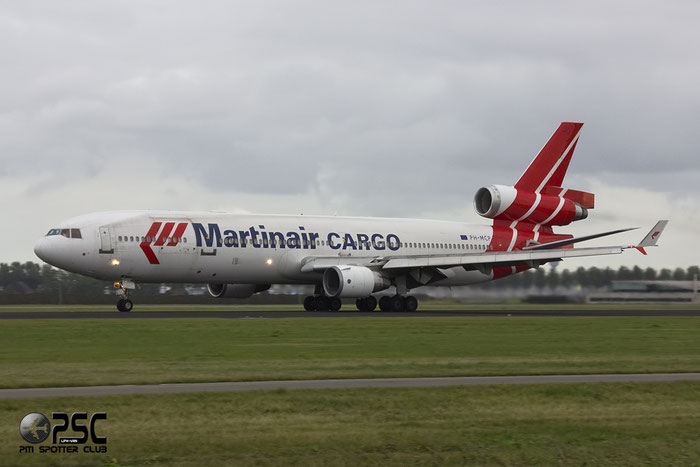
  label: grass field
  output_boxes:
[2,316,700,388]
[3,313,700,465]
[2,382,700,466]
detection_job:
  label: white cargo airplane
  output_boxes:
[34,122,667,312]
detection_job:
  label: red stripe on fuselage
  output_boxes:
[154,222,175,247]
[167,222,188,246]
[140,222,162,265]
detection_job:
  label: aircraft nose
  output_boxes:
[34,238,47,262]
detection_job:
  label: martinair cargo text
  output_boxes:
[34,122,667,312]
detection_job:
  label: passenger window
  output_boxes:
[118,236,123,242]
[183,237,187,243]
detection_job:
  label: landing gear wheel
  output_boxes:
[356,296,377,311]
[117,299,133,312]
[389,295,405,312]
[329,297,342,311]
[378,296,392,312]
[314,296,329,311]
[404,295,418,312]
[303,296,315,311]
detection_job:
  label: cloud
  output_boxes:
[0,1,698,269]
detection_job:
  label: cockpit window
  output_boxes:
[46,228,82,239]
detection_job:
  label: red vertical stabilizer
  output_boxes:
[515,122,583,192]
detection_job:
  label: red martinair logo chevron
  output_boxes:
[140,222,188,265]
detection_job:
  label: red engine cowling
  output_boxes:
[474,184,588,226]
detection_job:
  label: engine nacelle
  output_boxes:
[207,283,271,299]
[474,184,587,226]
[322,265,391,298]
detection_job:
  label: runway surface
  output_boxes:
[2,373,699,399]
[1,308,700,319]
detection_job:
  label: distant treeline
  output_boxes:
[481,264,699,290]
[0,261,698,304]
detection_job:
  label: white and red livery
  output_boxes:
[34,122,667,312]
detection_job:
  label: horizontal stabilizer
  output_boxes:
[522,227,637,251]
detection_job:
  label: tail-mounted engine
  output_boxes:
[473,184,593,226]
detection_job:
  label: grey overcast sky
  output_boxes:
[1,1,698,270]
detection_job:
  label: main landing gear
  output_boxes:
[303,295,343,311]
[302,294,419,312]
[356,296,377,312]
[378,295,418,312]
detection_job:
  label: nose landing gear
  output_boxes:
[114,280,136,312]
[117,298,133,312]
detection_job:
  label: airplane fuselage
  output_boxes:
[34,210,498,287]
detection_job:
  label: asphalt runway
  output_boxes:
[2,373,699,399]
[1,308,699,319]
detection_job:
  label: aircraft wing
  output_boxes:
[300,221,668,273]
[382,245,625,270]
[386,220,667,271]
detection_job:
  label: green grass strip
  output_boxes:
[2,317,700,388]
[1,382,699,465]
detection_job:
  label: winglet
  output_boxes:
[637,220,669,249]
